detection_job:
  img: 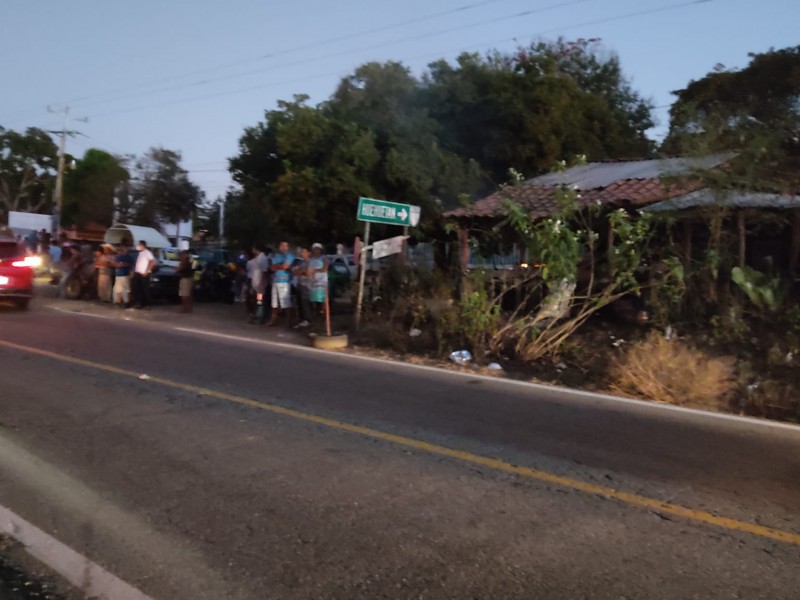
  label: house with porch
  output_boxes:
[444,155,800,279]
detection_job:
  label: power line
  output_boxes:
[86,0,712,121]
[24,0,517,115]
[55,0,590,114]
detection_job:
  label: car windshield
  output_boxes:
[163,249,181,262]
[197,250,224,263]
[0,242,21,259]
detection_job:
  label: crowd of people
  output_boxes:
[17,229,335,328]
[241,240,330,328]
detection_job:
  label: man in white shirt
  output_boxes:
[132,239,156,309]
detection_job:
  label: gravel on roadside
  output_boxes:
[0,535,85,600]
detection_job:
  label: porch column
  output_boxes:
[682,221,693,265]
[458,225,470,272]
[458,224,470,296]
[737,210,747,269]
[790,210,800,274]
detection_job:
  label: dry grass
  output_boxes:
[611,331,736,409]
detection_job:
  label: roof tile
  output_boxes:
[444,177,703,221]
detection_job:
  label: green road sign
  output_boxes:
[357,197,420,227]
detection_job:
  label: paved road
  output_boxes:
[0,303,799,599]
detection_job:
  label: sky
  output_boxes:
[1,0,797,203]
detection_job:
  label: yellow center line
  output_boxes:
[2,338,799,547]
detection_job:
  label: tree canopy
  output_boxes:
[63,148,129,227]
[118,147,203,233]
[663,45,800,192]
[423,39,654,183]
[229,39,655,245]
[0,126,58,221]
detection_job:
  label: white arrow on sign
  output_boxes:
[398,208,408,222]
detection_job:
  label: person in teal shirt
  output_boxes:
[269,240,295,325]
[308,243,329,305]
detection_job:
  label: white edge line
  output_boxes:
[0,504,154,600]
[51,306,118,321]
[171,326,800,435]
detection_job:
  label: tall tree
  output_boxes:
[330,61,483,210]
[231,95,381,243]
[663,45,800,192]
[423,39,655,183]
[62,148,129,227]
[229,39,653,242]
[131,147,203,237]
[0,126,58,221]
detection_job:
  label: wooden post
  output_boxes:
[737,210,747,269]
[458,225,470,271]
[457,224,470,296]
[324,282,332,338]
[399,225,408,267]
[682,221,693,265]
[790,210,800,275]
[353,221,371,331]
[708,211,724,303]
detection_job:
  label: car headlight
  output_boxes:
[151,276,160,282]
[12,256,42,268]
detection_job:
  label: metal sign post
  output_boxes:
[354,221,371,331]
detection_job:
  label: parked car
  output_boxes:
[126,249,181,302]
[328,261,352,298]
[195,248,231,267]
[328,254,358,279]
[0,235,38,309]
[156,247,182,268]
[149,264,181,301]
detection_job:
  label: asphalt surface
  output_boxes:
[0,300,799,599]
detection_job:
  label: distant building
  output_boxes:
[160,220,193,249]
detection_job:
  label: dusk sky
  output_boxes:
[1,0,797,202]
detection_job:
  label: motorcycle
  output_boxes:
[194,261,236,303]
[63,259,96,300]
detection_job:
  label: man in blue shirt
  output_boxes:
[268,240,294,325]
[113,244,135,307]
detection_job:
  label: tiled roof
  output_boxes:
[445,178,703,221]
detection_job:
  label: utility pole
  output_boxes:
[219,197,225,245]
[47,106,88,237]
